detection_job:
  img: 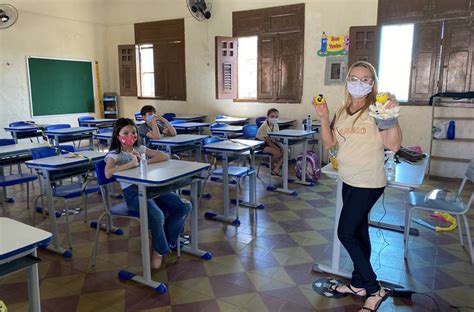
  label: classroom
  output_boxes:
[0,0,473,311]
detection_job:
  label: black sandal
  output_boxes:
[359,288,389,312]
[330,283,366,297]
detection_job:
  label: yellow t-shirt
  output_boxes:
[257,121,279,141]
[334,109,386,188]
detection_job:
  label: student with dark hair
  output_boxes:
[104,118,191,269]
[138,105,177,147]
[256,108,284,176]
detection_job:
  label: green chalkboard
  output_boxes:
[27,57,95,116]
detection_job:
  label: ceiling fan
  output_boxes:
[0,4,18,29]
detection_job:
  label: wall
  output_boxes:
[0,0,107,134]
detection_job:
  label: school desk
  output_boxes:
[277,119,296,129]
[113,159,211,293]
[268,129,316,196]
[4,124,47,143]
[210,125,243,138]
[44,127,97,148]
[215,116,249,125]
[0,217,52,312]
[25,151,106,258]
[150,134,209,161]
[80,118,116,128]
[173,114,207,122]
[173,122,210,134]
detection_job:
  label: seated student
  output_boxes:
[256,108,284,176]
[138,105,177,147]
[105,118,191,269]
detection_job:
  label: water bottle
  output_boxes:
[385,151,396,181]
[301,121,305,131]
[447,120,455,140]
[139,146,147,176]
[306,115,312,132]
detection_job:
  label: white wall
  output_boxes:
[0,0,107,134]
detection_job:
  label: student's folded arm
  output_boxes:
[145,148,169,163]
[146,129,161,140]
[104,157,135,179]
[162,120,177,136]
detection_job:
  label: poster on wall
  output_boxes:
[317,32,349,57]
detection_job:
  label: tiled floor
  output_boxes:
[1,160,473,312]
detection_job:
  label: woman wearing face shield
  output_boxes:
[312,61,402,312]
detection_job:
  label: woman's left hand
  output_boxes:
[385,93,399,109]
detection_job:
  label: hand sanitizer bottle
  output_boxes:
[306,115,312,132]
[139,143,147,176]
[385,151,396,181]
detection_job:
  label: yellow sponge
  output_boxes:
[376,92,389,104]
[313,94,326,105]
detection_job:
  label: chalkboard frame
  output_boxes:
[26,56,97,117]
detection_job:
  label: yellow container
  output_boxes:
[330,156,338,170]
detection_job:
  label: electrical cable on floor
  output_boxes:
[374,191,390,272]
[451,306,474,311]
[390,289,441,311]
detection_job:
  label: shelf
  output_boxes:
[432,138,474,143]
[433,117,474,120]
[431,156,471,163]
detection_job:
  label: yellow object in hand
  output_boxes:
[0,301,7,312]
[313,94,326,105]
[330,156,338,170]
[376,92,389,104]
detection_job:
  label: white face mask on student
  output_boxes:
[347,80,373,99]
[269,118,278,125]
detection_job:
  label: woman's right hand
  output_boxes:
[312,98,330,120]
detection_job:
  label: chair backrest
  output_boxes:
[98,127,113,134]
[203,136,224,145]
[216,114,226,119]
[170,120,185,125]
[78,116,95,127]
[135,112,144,121]
[9,121,33,127]
[256,117,266,128]
[31,147,57,160]
[95,160,116,186]
[163,113,176,121]
[58,145,75,153]
[242,124,258,139]
[0,139,15,146]
[210,122,226,129]
[46,124,71,131]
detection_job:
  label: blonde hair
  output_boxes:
[335,61,378,124]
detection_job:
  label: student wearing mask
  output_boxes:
[312,61,402,312]
[256,108,284,176]
[138,105,177,148]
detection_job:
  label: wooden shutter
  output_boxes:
[215,36,238,99]
[377,0,428,24]
[258,35,276,100]
[154,43,167,99]
[441,20,474,93]
[276,32,303,102]
[409,22,442,103]
[118,45,137,96]
[166,41,186,100]
[349,26,380,71]
[431,0,471,19]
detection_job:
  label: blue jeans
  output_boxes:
[123,185,192,255]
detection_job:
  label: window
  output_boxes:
[378,24,414,102]
[215,4,304,102]
[237,36,258,99]
[138,44,155,97]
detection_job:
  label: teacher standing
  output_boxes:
[312,61,402,312]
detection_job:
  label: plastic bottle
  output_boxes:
[139,145,147,176]
[306,115,312,132]
[447,120,455,140]
[385,151,396,181]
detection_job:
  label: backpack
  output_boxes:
[295,151,321,182]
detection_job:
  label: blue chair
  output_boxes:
[405,158,474,264]
[8,121,42,142]
[216,114,226,120]
[163,113,176,121]
[0,139,37,215]
[135,112,144,121]
[78,116,95,127]
[45,124,71,142]
[170,120,185,125]
[31,146,100,249]
[256,117,266,128]
[242,124,258,139]
[97,128,113,150]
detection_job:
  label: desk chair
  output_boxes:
[0,139,37,216]
[163,113,176,121]
[405,158,474,264]
[91,160,182,266]
[8,121,42,143]
[31,146,99,249]
[135,112,144,121]
[78,116,95,127]
[96,128,113,151]
[256,117,266,128]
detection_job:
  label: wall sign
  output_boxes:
[318,32,349,57]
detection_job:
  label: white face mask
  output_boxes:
[269,118,278,125]
[347,80,373,98]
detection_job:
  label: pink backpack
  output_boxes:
[295,151,321,182]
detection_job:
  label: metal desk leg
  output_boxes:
[292,138,316,187]
[27,249,41,312]
[89,135,93,150]
[269,138,297,196]
[312,179,347,276]
[233,149,264,209]
[43,172,72,258]
[182,181,212,260]
[118,184,167,293]
[204,153,240,225]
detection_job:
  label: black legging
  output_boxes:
[338,182,385,294]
